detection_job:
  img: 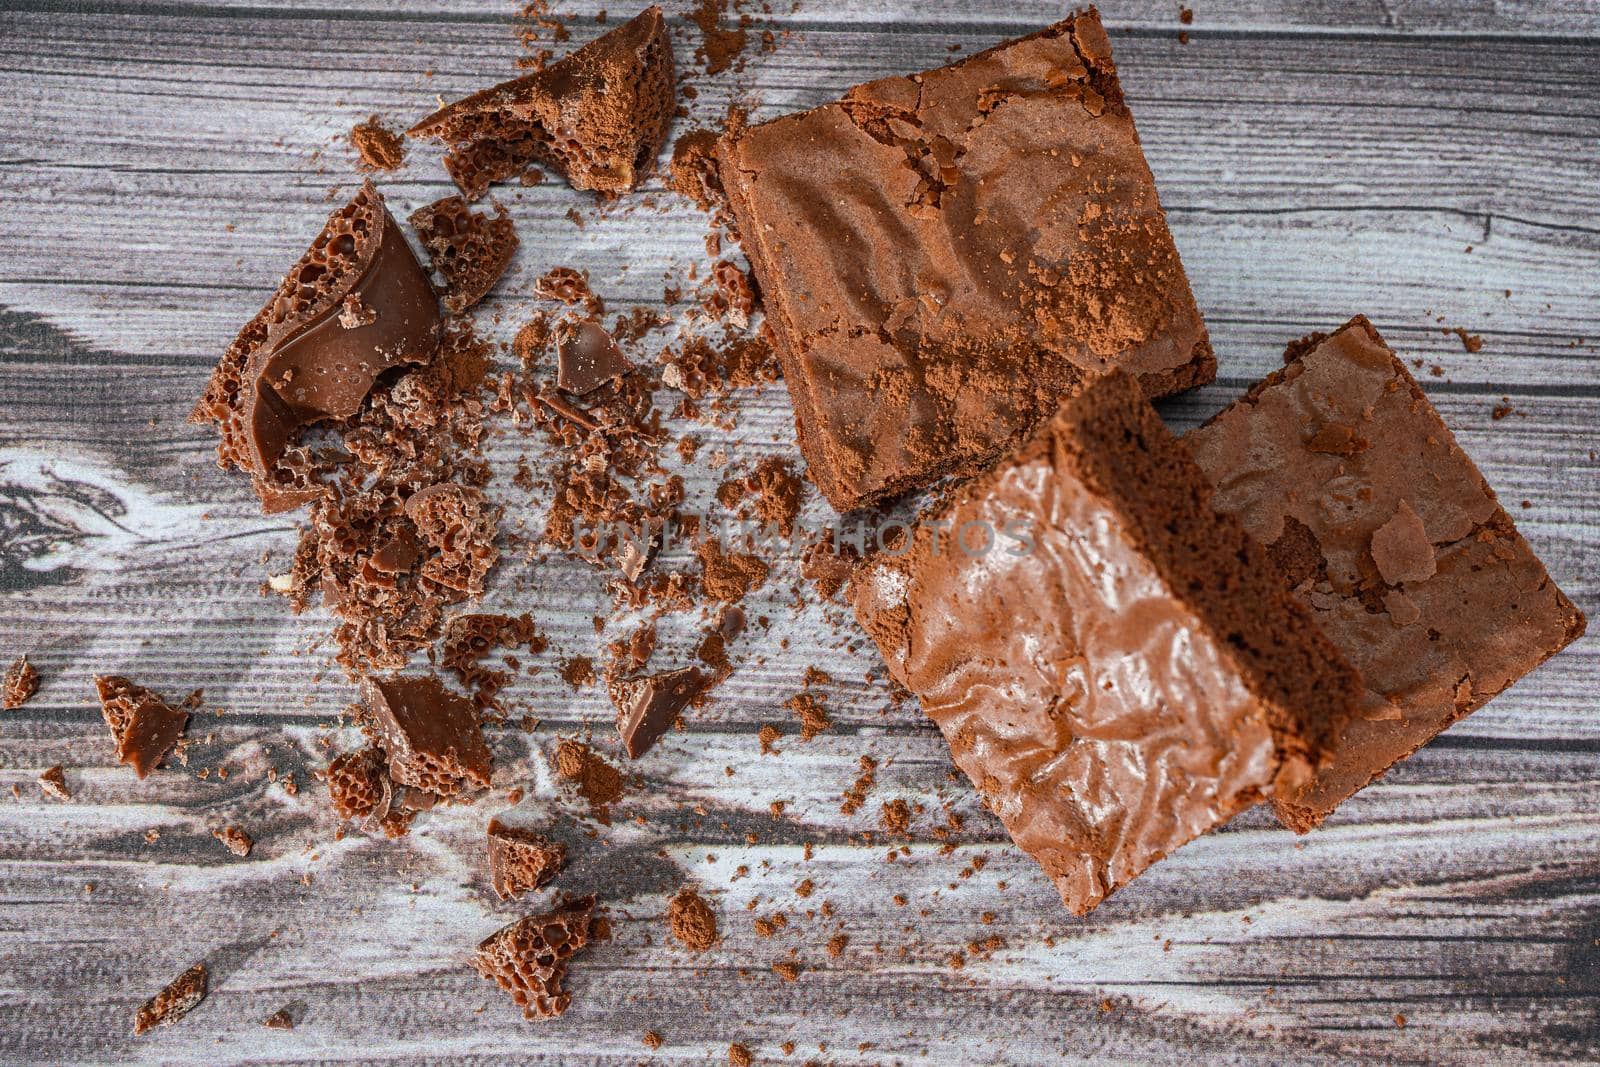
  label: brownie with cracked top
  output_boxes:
[717,7,1212,511]
[1185,316,1586,832]
[852,370,1358,915]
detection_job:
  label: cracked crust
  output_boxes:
[716,7,1212,512]
[1186,316,1586,831]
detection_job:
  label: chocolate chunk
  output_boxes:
[95,676,190,779]
[325,746,388,821]
[487,817,566,899]
[193,181,443,512]
[716,9,1213,510]
[404,482,500,598]
[409,196,519,314]
[1187,315,1586,832]
[853,370,1360,915]
[362,673,492,797]
[609,666,706,759]
[133,963,207,1036]
[556,320,632,395]
[3,655,38,708]
[213,825,254,857]
[473,896,595,1020]
[37,765,69,800]
[409,7,674,198]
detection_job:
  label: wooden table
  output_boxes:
[2,1,1596,1062]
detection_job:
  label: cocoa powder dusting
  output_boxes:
[667,886,719,951]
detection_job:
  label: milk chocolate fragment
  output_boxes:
[95,676,190,779]
[610,665,706,758]
[853,370,1359,915]
[556,320,632,395]
[473,896,596,1020]
[362,673,492,797]
[3,655,38,708]
[487,818,566,899]
[409,196,519,314]
[38,765,69,800]
[717,9,1212,510]
[133,963,208,1035]
[1186,316,1586,831]
[213,825,254,857]
[409,6,675,198]
[193,182,443,512]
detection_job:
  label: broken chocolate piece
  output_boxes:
[38,765,69,800]
[409,7,675,198]
[325,746,388,821]
[852,370,1360,915]
[1187,316,1586,831]
[262,1006,295,1030]
[133,963,208,1036]
[193,181,443,512]
[3,655,38,708]
[609,665,706,759]
[95,676,190,779]
[409,196,519,314]
[473,896,596,1020]
[362,673,492,797]
[404,482,500,599]
[716,9,1213,510]
[556,320,632,395]
[487,817,566,899]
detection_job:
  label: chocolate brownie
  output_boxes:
[717,8,1212,511]
[409,6,675,198]
[1186,316,1586,832]
[193,182,442,512]
[852,370,1359,915]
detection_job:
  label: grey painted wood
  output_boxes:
[1,0,1597,1063]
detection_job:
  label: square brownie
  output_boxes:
[1185,316,1586,832]
[718,8,1213,511]
[852,370,1358,914]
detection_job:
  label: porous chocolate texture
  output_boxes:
[95,676,189,779]
[717,7,1213,511]
[409,6,675,198]
[852,370,1359,915]
[362,673,492,798]
[473,896,596,1020]
[487,818,566,899]
[326,747,388,820]
[193,181,442,512]
[1186,316,1586,832]
[409,196,519,314]
[133,963,207,1036]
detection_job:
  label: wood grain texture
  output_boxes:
[1,0,1597,1063]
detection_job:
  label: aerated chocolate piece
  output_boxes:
[193,182,443,512]
[852,370,1360,916]
[409,6,675,198]
[556,320,632,395]
[95,676,189,779]
[133,963,208,1036]
[609,665,706,758]
[717,8,1213,511]
[1186,316,1586,832]
[409,196,519,314]
[362,673,492,797]
[325,746,388,821]
[487,818,566,899]
[473,896,596,1020]
[3,654,38,708]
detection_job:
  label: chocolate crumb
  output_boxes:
[351,115,406,171]
[133,963,207,1035]
[37,765,69,801]
[262,1006,295,1030]
[213,825,254,857]
[643,1030,663,1049]
[3,655,39,708]
[880,798,910,835]
[696,539,769,601]
[785,691,830,741]
[555,739,625,815]
[488,817,566,899]
[728,1042,753,1067]
[772,959,801,982]
[667,886,719,951]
